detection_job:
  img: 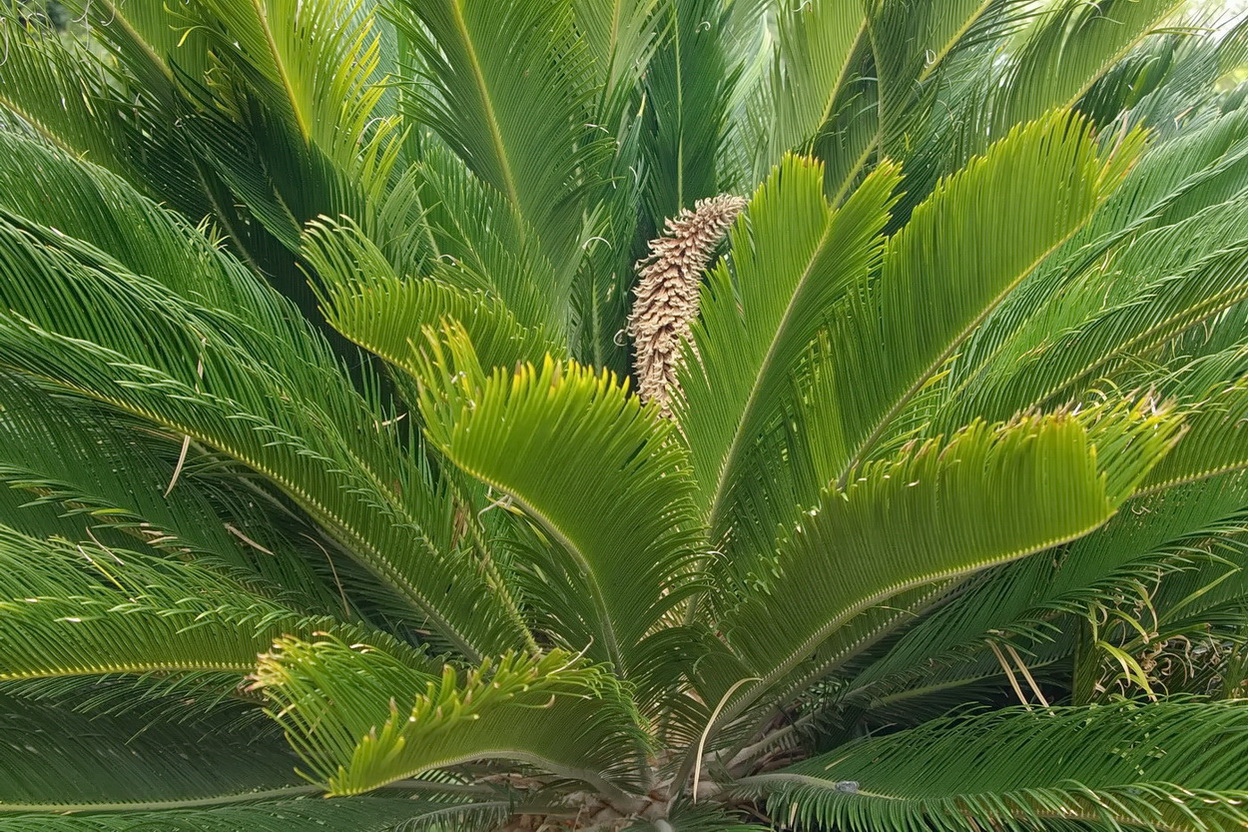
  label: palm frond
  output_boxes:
[825,110,1143,481]
[0,689,310,814]
[749,700,1248,832]
[305,215,560,373]
[574,0,663,116]
[254,635,648,797]
[624,801,768,831]
[0,131,314,341]
[677,154,898,545]
[739,0,867,182]
[386,0,604,272]
[941,223,1248,428]
[415,327,704,673]
[0,15,131,172]
[0,521,431,681]
[0,204,531,660]
[0,376,242,564]
[641,0,750,222]
[1140,379,1248,495]
[0,799,494,830]
[938,108,1248,427]
[990,0,1185,139]
[845,473,1248,706]
[187,0,398,176]
[713,402,1179,726]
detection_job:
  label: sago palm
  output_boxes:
[4,0,1248,829]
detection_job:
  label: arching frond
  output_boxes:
[641,0,752,221]
[0,690,307,814]
[943,235,1248,427]
[989,0,1185,139]
[824,110,1143,481]
[416,328,704,674]
[0,376,243,564]
[573,0,663,115]
[751,701,1248,832]
[254,636,648,797]
[1139,379,1248,494]
[677,154,898,545]
[306,216,559,374]
[739,0,867,181]
[938,108,1248,428]
[0,16,131,173]
[0,521,434,682]
[713,403,1179,725]
[186,0,398,174]
[386,0,604,272]
[0,210,530,660]
[845,474,1248,706]
[0,799,493,831]
[402,146,570,337]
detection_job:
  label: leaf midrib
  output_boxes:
[246,0,312,140]
[0,785,323,815]
[736,771,1205,832]
[717,516,1111,730]
[815,16,868,136]
[704,209,836,538]
[836,224,1086,488]
[450,0,523,212]
[1022,271,1248,417]
[463,483,627,676]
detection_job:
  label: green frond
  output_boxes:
[869,0,1030,152]
[573,0,663,114]
[568,116,648,371]
[0,381,355,615]
[1139,379,1248,494]
[0,376,242,564]
[186,0,398,175]
[990,0,1185,139]
[0,132,315,344]
[0,10,214,230]
[386,0,604,271]
[0,689,309,814]
[254,635,648,797]
[306,216,559,374]
[0,799,494,830]
[0,208,531,660]
[938,109,1248,426]
[403,146,571,336]
[942,222,1248,428]
[846,473,1248,706]
[739,0,867,181]
[678,154,899,543]
[58,0,210,80]
[713,403,1180,724]
[0,521,431,681]
[416,328,704,673]
[751,700,1248,832]
[825,110,1143,480]
[641,0,748,220]
[0,16,130,172]
[0,375,343,614]
[624,801,768,831]
[1,672,271,731]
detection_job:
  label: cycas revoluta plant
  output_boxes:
[4,0,1248,829]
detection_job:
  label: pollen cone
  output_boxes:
[628,194,747,414]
